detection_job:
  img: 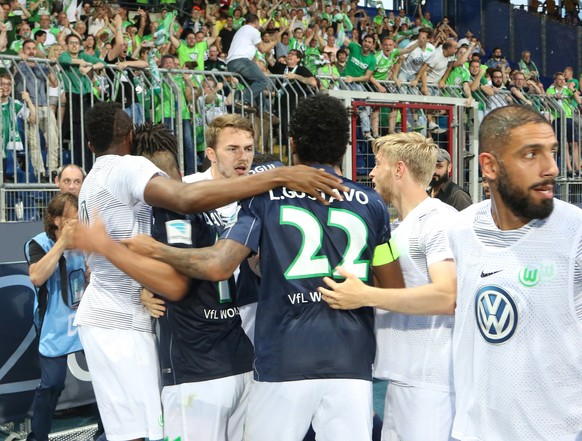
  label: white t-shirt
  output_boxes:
[76,154,164,333]
[426,45,454,84]
[226,24,262,63]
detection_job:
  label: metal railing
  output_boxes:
[2,51,582,220]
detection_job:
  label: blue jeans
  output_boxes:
[124,103,144,125]
[227,58,269,108]
[164,117,195,175]
[28,354,68,441]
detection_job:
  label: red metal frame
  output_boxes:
[350,101,455,179]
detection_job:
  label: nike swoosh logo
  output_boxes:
[480,270,503,278]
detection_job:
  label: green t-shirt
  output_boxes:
[547,86,576,118]
[156,75,191,121]
[341,41,376,78]
[373,48,400,80]
[303,46,322,75]
[446,66,470,87]
[317,63,340,89]
[58,51,103,94]
[176,40,208,70]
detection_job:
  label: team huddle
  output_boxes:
[25,94,582,441]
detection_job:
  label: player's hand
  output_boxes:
[280,165,348,205]
[73,217,110,254]
[121,234,160,258]
[141,288,166,318]
[319,266,367,310]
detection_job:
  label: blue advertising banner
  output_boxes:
[0,259,95,424]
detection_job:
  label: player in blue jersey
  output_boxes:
[123,94,404,441]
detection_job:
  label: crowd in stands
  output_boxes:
[2,0,582,184]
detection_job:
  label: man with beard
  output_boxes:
[428,149,472,211]
[319,104,582,441]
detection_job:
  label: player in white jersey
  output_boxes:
[448,105,582,441]
[76,102,348,441]
[320,132,458,441]
[321,105,582,441]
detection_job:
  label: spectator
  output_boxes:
[508,70,542,106]
[486,47,510,72]
[156,54,197,175]
[340,33,377,140]
[206,44,227,72]
[37,14,58,48]
[8,21,31,53]
[428,149,473,211]
[275,30,290,59]
[270,48,317,143]
[394,28,435,88]
[563,66,579,92]
[440,42,475,107]
[105,14,149,125]
[370,37,419,137]
[170,23,217,71]
[518,50,540,82]
[25,193,86,441]
[54,164,85,197]
[216,16,236,54]
[16,39,60,180]
[547,71,582,174]
[226,14,287,111]
[1,73,35,181]
[317,51,340,90]
[58,33,105,170]
[335,48,348,74]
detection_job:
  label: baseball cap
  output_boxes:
[436,149,451,163]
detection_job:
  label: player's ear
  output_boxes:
[479,152,498,181]
[206,146,217,163]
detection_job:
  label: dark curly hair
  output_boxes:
[289,94,349,166]
[84,101,133,155]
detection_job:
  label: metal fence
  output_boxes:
[2,52,582,221]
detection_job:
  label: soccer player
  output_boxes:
[319,105,582,440]
[74,101,347,441]
[320,131,458,440]
[122,94,404,441]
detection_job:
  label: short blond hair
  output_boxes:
[205,114,254,150]
[372,132,439,187]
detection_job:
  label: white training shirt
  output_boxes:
[374,197,457,392]
[76,155,164,333]
[426,45,454,84]
[449,199,582,441]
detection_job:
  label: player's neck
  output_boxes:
[396,187,429,220]
[489,194,530,230]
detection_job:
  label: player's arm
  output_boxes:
[73,219,190,300]
[320,260,456,315]
[144,165,347,214]
[122,235,251,282]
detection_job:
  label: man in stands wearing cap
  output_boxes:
[429,149,472,211]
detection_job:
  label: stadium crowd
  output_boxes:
[2,0,582,184]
